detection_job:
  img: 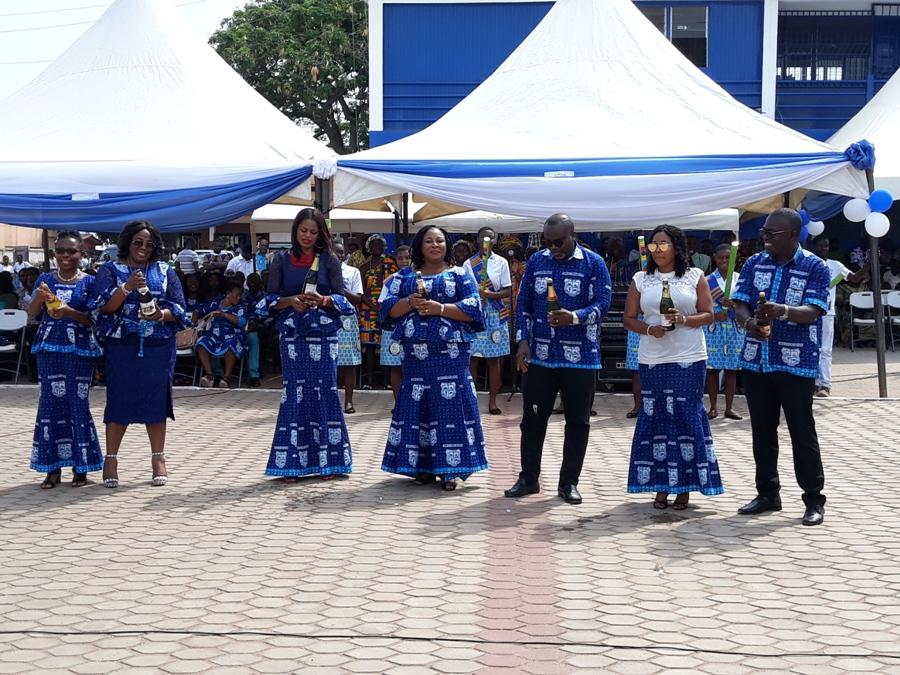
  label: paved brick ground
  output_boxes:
[2,350,900,673]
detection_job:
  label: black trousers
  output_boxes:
[743,370,825,508]
[519,364,595,487]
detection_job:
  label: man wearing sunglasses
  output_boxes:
[504,214,612,505]
[732,208,831,526]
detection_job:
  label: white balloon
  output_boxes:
[807,220,825,237]
[843,198,871,223]
[865,211,891,238]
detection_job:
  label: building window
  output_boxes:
[671,7,708,68]
[778,13,872,81]
[638,6,666,35]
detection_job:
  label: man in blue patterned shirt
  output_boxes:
[732,208,830,526]
[504,214,612,505]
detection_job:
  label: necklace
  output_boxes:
[56,270,80,283]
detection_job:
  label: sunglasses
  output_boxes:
[131,238,155,249]
[759,228,789,240]
[646,242,673,252]
[546,237,567,248]
[54,247,80,256]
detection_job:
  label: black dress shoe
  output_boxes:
[504,478,540,498]
[802,505,824,526]
[558,484,582,505]
[737,495,782,515]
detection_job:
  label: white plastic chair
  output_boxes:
[887,291,900,349]
[0,309,28,384]
[849,291,894,352]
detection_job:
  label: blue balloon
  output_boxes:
[868,189,894,214]
[799,224,809,242]
[799,209,810,226]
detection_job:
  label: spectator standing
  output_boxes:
[226,244,255,284]
[334,241,364,413]
[203,241,230,273]
[13,255,31,274]
[243,273,266,388]
[0,256,12,274]
[704,243,746,419]
[358,235,397,388]
[175,238,201,275]
[379,245,411,403]
[255,238,272,274]
[733,209,831,526]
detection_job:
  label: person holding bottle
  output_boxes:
[90,220,191,488]
[622,224,719,510]
[464,226,512,416]
[261,208,354,481]
[732,209,831,526]
[379,225,488,491]
[28,231,103,488]
[504,214,612,505]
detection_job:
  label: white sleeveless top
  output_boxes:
[634,268,707,365]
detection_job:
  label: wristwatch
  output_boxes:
[775,304,790,321]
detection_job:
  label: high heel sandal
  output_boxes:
[150,452,168,486]
[673,494,690,510]
[71,472,87,488]
[103,454,119,489]
[41,469,62,489]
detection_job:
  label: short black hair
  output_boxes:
[117,220,163,262]
[714,243,732,256]
[410,225,453,268]
[768,208,802,232]
[395,244,411,256]
[223,279,243,296]
[476,226,496,240]
[646,224,690,278]
[55,230,82,246]
[544,213,576,232]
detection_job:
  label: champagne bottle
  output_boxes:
[138,285,156,318]
[40,282,63,311]
[659,279,675,331]
[479,237,491,289]
[756,291,772,336]
[415,270,429,299]
[546,278,560,315]
[304,254,320,295]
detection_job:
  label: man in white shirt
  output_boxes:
[0,256,12,274]
[225,244,255,285]
[175,238,201,275]
[12,255,31,274]
[811,237,866,397]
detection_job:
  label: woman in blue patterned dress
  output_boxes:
[91,220,191,488]
[464,226,512,416]
[262,208,355,481]
[704,244,745,420]
[379,245,411,404]
[333,241,363,413]
[623,225,722,510]
[196,280,247,389]
[28,231,103,488]
[380,225,488,491]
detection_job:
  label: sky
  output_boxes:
[0,0,248,100]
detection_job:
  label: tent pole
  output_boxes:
[41,229,50,272]
[401,193,409,238]
[314,177,332,215]
[865,170,888,398]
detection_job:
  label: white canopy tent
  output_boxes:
[829,70,900,195]
[0,0,333,232]
[321,0,869,224]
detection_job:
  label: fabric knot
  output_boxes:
[844,140,876,171]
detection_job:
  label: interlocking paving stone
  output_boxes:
[2,347,900,673]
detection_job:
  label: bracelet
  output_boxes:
[776,304,790,321]
[645,324,651,336]
[440,303,445,316]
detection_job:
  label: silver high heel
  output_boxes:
[103,454,119,489]
[151,452,167,486]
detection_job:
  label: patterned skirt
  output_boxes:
[196,328,245,359]
[470,303,510,359]
[336,315,362,366]
[31,353,103,474]
[380,330,402,367]
[382,341,489,481]
[704,320,745,371]
[104,336,175,425]
[625,329,640,371]
[265,333,352,477]
[627,361,724,496]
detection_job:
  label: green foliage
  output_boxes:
[210,0,368,154]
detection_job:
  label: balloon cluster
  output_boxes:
[797,209,825,240]
[843,189,894,238]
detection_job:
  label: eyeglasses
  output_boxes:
[131,238,155,249]
[646,242,673,252]
[759,228,789,240]
[546,237,566,249]
[54,247,79,256]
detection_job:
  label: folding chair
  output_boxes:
[849,291,893,352]
[0,309,28,384]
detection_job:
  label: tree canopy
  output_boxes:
[210,0,368,154]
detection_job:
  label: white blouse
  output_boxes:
[634,268,707,365]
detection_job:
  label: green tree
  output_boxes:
[210,0,368,154]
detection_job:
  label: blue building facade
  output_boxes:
[369,0,900,146]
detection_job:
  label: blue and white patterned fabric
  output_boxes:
[379,266,488,481]
[380,329,402,367]
[195,301,247,358]
[470,303,511,359]
[627,361,724,496]
[262,251,355,477]
[30,272,102,474]
[625,328,639,371]
[514,245,612,369]
[336,262,362,367]
[704,270,745,371]
[732,246,829,379]
[31,273,101,358]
